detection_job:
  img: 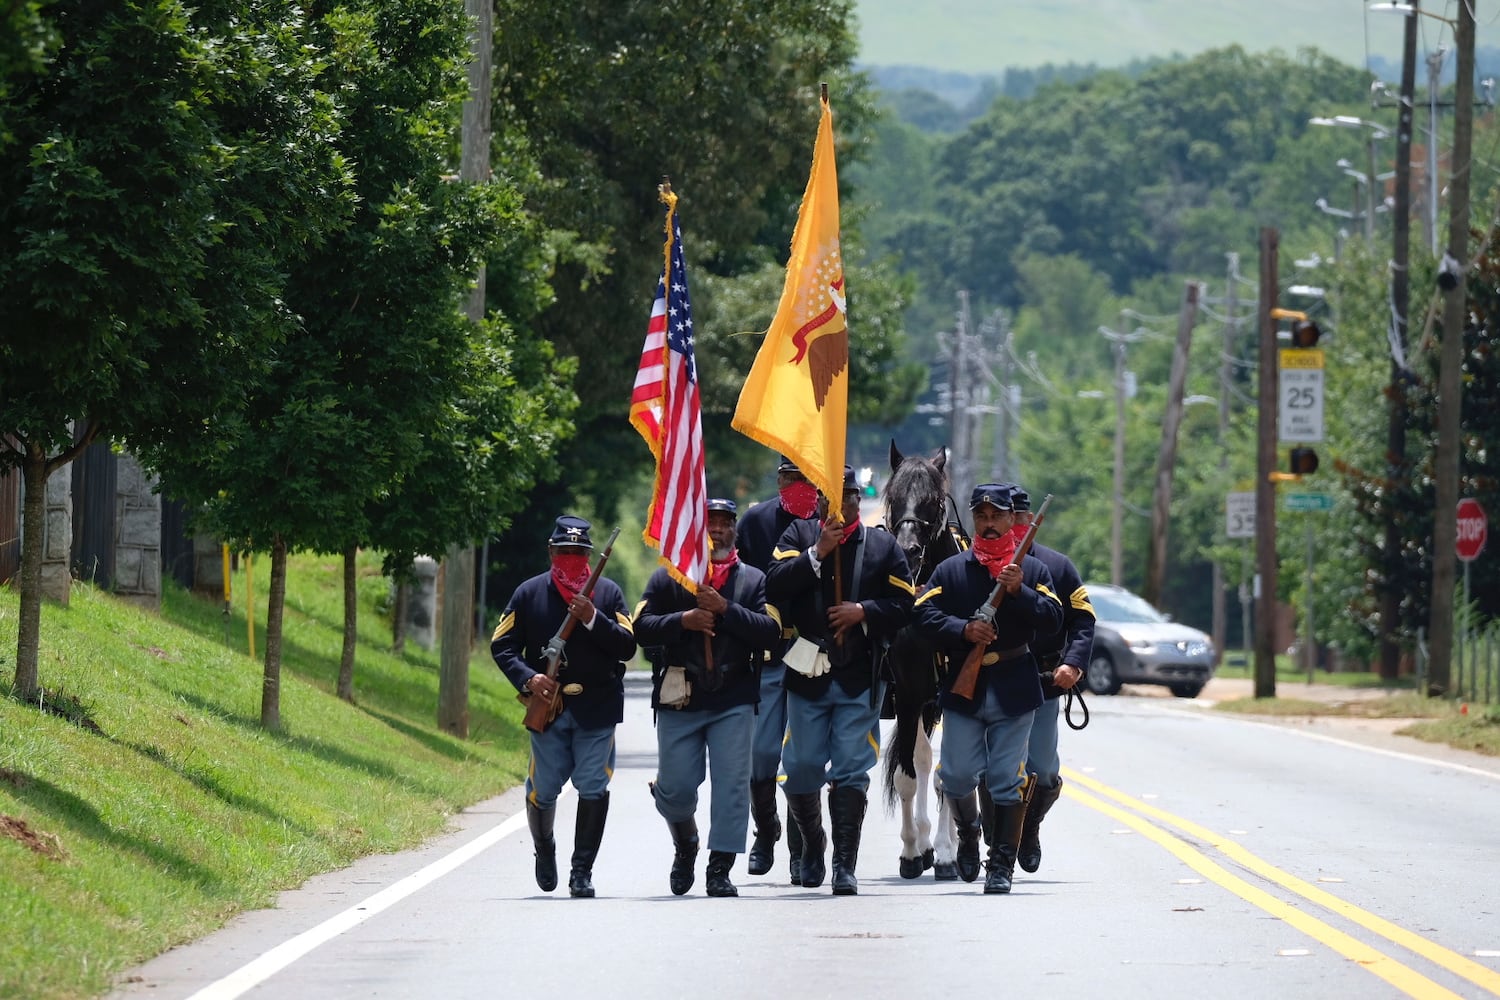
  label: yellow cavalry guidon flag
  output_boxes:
[731,91,848,504]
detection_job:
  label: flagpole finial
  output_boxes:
[820,82,828,104]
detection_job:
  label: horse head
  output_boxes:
[884,440,952,583]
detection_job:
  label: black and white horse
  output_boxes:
[880,440,970,879]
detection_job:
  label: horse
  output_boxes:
[879,440,971,879]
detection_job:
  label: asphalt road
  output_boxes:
[108,676,1500,1000]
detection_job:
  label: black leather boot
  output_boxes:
[785,798,804,885]
[977,783,995,847]
[747,779,780,876]
[568,793,609,898]
[945,791,983,883]
[785,790,826,888]
[705,850,738,897]
[527,801,558,892]
[667,817,699,896]
[828,785,867,896]
[984,799,1027,895]
[1019,778,1063,873]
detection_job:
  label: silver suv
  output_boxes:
[1082,583,1215,698]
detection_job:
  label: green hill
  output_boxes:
[854,0,1496,76]
[0,555,529,1000]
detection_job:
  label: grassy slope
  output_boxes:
[853,0,1483,74]
[0,553,529,1000]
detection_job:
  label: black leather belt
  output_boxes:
[994,643,1029,661]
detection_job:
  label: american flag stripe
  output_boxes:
[630,192,709,590]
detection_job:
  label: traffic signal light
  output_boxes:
[1288,447,1319,475]
[1290,319,1321,348]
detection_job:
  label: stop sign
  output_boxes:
[1456,498,1488,562]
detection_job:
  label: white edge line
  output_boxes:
[1160,703,1500,781]
[185,806,531,1000]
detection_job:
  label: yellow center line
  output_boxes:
[1063,782,1463,999]
[1064,767,1500,998]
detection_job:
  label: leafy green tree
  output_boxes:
[1,1,350,701]
[480,0,918,603]
[143,1,572,724]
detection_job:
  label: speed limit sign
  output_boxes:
[1226,492,1256,539]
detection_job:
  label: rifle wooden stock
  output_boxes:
[521,527,622,734]
[947,495,1054,701]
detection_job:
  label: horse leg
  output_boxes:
[931,757,960,881]
[912,722,935,871]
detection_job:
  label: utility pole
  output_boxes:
[991,314,1015,484]
[1429,0,1475,697]
[1100,317,1145,586]
[439,0,493,738]
[1210,253,1243,662]
[1254,228,1279,700]
[1380,0,1419,681]
[1426,46,1448,256]
[1144,281,1200,608]
[948,291,975,495]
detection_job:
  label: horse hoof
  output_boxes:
[899,857,924,879]
[933,862,958,881]
[921,848,935,871]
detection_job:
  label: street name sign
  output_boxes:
[1284,491,1334,512]
[1279,348,1325,442]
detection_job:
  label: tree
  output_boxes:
[478,1,920,605]
[1,1,350,701]
[143,1,572,727]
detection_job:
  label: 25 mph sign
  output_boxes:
[1456,498,1488,562]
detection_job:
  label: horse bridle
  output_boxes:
[885,493,970,575]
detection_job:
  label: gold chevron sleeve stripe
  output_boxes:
[615,611,634,633]
[889,574,916,596]
[1070,588,1095,614]
[914,586,943,607]
[632,599,647,623]
[772,546,801,561]
[765,603,783,628]
[1036,584,1062,606]
[492,611,515,642]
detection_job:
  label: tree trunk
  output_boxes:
[392,580,408,655]
[260,534,288,730]
[337,544,357,702]
[13,447,48,701]
[438,544,472,738]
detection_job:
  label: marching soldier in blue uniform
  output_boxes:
[634,498,782,898]
[1007,487,1094,875]
[734,455,817,882]
[492,515,637,898]
[914,484,1062,894]
[766,466,915,895]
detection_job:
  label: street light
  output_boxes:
[1310,116,1390,241]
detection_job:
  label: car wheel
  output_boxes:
[1168,682,1204,699]
[1086,652,1122,695]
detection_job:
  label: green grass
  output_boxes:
[0,552,529,1000]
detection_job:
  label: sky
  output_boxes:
[853,0,1499,78]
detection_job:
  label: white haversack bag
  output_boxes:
[784,636,831,677]
[659,666,692,708]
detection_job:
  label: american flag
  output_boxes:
[630,189,709,591]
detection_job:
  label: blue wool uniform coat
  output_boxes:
[914,550,1063,717]
[491,572,637,729]
[765,521,916,698]
[633,562,782,713]
[1027,541,1096,700]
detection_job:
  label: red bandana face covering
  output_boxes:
[1009,523,1029,545]
[972,533,1018,578]
[779,480,819,519]
[550,553,591,603]
[709,548,739,591]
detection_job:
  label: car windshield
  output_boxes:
[1088,588,1168,624]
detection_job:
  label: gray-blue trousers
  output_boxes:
[782,680,884,795]
[525,711,616,809]
[938,684,1034,804]
[750,661,789,783]
[1025,696,1062,787]
[654,704,754,852]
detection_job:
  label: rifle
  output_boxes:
[948,495,1053,702]
[520,526,622,734]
